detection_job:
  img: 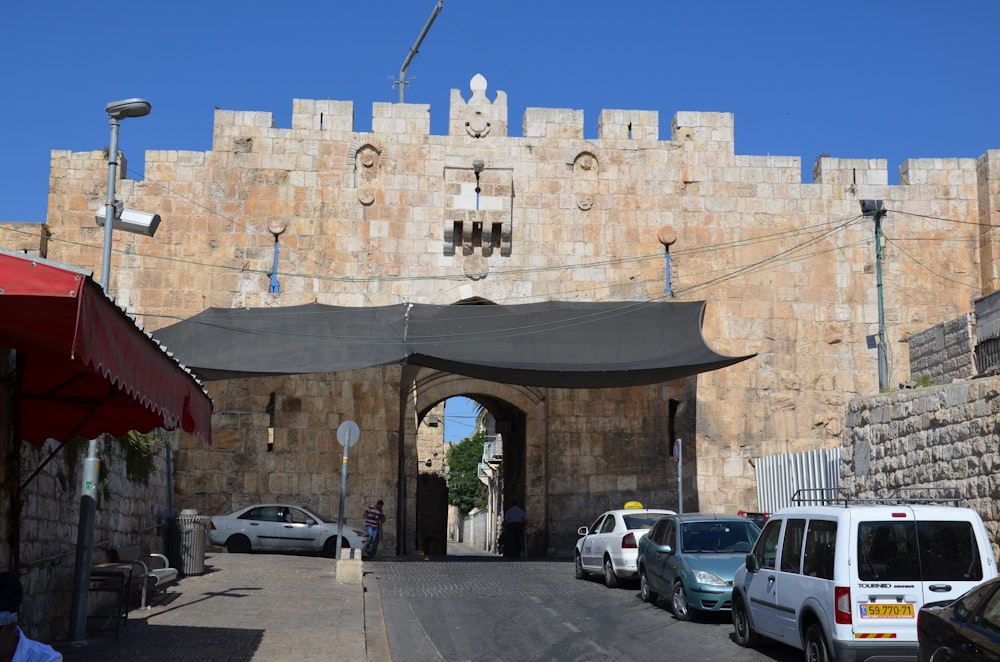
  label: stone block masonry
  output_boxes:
[907,314,976,384]
[3,73,1000,557]
[843,377,1000,561]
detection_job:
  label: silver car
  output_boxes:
[208,503,367,556]
[575,508,676,587]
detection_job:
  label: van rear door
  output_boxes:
[853,510,991,644]
[915,517,992,600]
[854,513,923,643]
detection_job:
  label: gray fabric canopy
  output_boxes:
[152,300,753,388]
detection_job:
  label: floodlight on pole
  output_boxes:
[100,98,151,293]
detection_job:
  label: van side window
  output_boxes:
[917,520,983,582]
[780,519,806,573]
[752,519,782,570]
[802,519,837,580]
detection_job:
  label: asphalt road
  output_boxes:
[373,550,801,662]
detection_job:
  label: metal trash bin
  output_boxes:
[177,509,210,575]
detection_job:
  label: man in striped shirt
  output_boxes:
[364,500,385,556]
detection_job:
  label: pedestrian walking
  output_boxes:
[503,500,526,559]
[364,500,386,556]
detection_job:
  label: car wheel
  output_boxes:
[323,536,352,558]
[603,556,620,588]
[639,569,658,603]
[574,553,586,579]
[732,595,760,647]
[804,624,830,662]
[671,581,693,621]
[226,535,251,554]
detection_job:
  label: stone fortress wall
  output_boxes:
[4,73,1000,556]
[843,377,1000,560]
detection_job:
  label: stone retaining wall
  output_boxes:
[842,377,1000,559]
[17,436,172,643]
[907,313,976,384]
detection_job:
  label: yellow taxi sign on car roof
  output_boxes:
[624,501,644,509]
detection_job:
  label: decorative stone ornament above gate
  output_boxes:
[347,137,388,206]
[450,74,508,138]
[442,158,514,257]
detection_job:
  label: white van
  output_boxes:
[731,489,998,662]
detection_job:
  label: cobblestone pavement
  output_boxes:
[52,551,374,662]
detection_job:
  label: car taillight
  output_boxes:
[835,586,852,624]
[210,521,216,530]
[622,533,637,549]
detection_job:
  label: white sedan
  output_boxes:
[575,507,675,587]
[208,503,367,556]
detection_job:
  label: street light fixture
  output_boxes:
[100,98,152,293]
[69,98,153,643]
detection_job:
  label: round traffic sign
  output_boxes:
[337,420,360,447]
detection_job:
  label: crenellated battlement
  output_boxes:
[208,74,728,148]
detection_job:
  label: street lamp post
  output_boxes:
[101,98,151,292]
[67,98,152,643]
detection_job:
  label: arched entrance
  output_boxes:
[401,368,545,557]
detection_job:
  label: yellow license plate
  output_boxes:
[860,603,914,618]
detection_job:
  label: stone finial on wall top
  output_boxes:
[450,73,508,139]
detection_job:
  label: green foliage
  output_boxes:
[55,437,87,493]
[914,374,933,388]
[119,430,162,486]
[54,431,162,499]
[446,430,487,516]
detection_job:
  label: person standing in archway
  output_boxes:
[503,500,526,559]
[363,500,385,557]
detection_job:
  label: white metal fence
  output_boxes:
[755,448,840,513]
[462,508,491,550]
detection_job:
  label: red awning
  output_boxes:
[0,250,212,445]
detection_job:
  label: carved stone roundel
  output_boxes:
[466,113,491,138]
[463,255,489,280]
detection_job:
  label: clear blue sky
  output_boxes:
[2,1,997,222]
[443,397,478,443]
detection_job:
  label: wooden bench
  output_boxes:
[107,544,179,610]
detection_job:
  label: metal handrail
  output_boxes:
[22,522,164,569]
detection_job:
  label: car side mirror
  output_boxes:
[745,552,759,573]
[657,544,673,555]
[305,518,316,526]
[578,526,589,536]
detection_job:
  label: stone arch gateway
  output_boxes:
[154,300,745,557]
[407,370,542,554]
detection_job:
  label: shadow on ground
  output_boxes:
[55,623,264,662]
